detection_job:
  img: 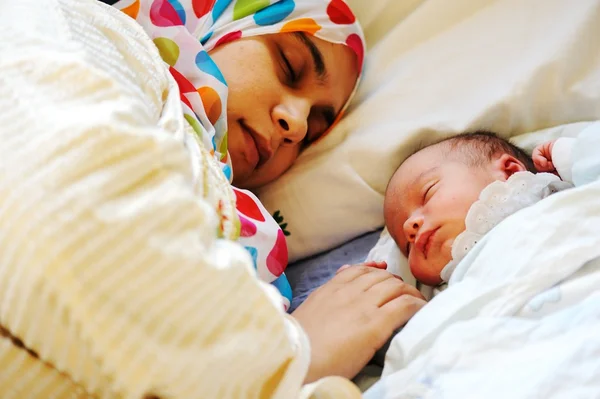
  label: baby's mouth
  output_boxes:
[416,227,440,259]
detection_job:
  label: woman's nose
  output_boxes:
[403,215,423,243]
[272,99,309,146]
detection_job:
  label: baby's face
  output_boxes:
[384,144,502,285]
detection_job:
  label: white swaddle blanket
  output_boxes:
[365,123,600,398]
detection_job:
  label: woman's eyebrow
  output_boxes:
[293,32,328,83]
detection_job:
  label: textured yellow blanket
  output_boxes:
[0,0,360,397]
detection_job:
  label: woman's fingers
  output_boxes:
[333,262,388,281]
[363,294,427,349]
[367,277,424,307]
[335,261,387,274]
[352,268,397,292]
[335,266,416,301]
[368,273,424,300]
[378,295,427,331]
[335,264,352,274]
[332,264,372,282]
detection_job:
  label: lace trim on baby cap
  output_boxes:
[440,172,573,282]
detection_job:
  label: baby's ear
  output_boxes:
[495,153,527,180]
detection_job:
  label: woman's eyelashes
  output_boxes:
[277,41,302,86]
[280,50,297,84]
[278,37,308,86]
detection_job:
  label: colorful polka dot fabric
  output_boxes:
[112,0,365,310]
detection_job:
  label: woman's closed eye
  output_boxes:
[279,49,297,84]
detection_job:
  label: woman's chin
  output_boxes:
[235,174,268,190]
[232,172,251,188]
[229,156,253,187]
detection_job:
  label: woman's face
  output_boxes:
[209,33,358,189]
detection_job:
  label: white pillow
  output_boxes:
[257,0,600,261]
[344,0,426,48]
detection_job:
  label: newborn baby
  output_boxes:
[384,131,573,286]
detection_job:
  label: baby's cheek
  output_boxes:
[441,239,454,262]
[445,194,471,216]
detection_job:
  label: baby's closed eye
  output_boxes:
[423,181,437,203]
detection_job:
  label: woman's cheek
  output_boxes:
[253,147,299,187]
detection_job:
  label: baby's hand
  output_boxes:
[532,140,557,173]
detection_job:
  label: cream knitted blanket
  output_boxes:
[0,0,361,397]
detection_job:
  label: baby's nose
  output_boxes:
[403,218,422,242]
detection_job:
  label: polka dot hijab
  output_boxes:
[114,0,365,180]
[113,0,365,310]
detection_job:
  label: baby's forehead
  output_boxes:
[385,146,441,212]
[393,145,447,183]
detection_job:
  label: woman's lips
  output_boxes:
[240,122,259,167]
[239,120,272,168]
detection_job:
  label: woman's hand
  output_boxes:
[291,263,426,383]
